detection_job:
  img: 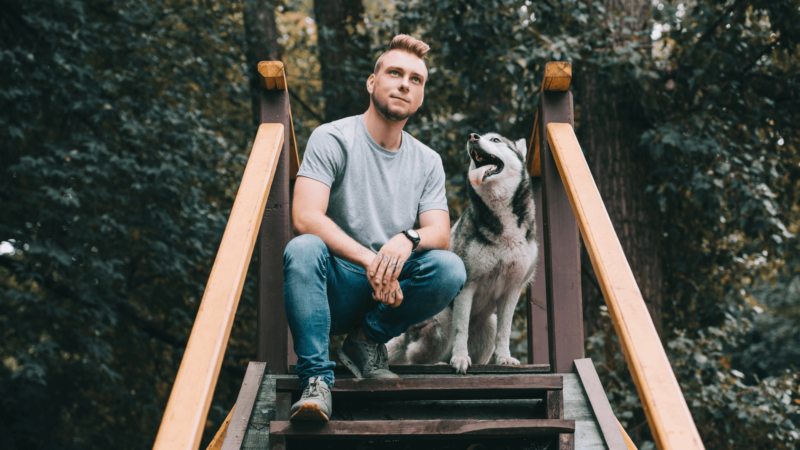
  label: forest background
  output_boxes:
[1,0,799,449]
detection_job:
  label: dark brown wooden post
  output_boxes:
[539,89,584,374]
[257,89,294,373]
[527,178,549,365]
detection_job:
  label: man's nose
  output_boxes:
[468,133,481,142]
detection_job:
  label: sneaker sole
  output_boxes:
[336,347,363,378]
[290,402,329,422]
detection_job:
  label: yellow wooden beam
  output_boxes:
[618,418,639,450]
[206,406,234,450]
[526,110,541,177]
[546,122,704,450]
[153,124,284,450]
[258,61,300,179]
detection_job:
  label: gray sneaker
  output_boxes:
[337,331,399,379]
[290,376,332,421]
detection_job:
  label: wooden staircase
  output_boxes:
[153,61,704,450]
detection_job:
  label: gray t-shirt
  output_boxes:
[297,115,448,253]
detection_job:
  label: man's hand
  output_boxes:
[367,234,413,307]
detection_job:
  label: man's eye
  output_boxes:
[412,77,421,83]
[390,70,400,76]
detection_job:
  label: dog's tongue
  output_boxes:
[469,165,496,186]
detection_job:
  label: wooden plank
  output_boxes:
[527,110,541,177]
[257,90,296,374]
[528,178,549,365]
[546,122,705,450]
[288,363,550,374]
[257,61,299,179]
[206,406,234,450]
[559,433,575,450]
[276,376,561,401]
[547,390,564,420]
[269,419,576,438]
[539,89,584,374]
[241,376,277,449]
[574,358,628,450]
[543,62,572,91]
[618,418,639,450]
[221,362,267,450]
[152,124,284,450]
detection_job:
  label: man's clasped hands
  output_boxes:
[366,233,413,308]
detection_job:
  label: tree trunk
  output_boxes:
[575,0,663,337]
[313,0,370,121]
[244,0,281,128]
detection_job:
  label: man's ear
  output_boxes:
[366,74,375,95]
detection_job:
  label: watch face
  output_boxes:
[407,230,420,239]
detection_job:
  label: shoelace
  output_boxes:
[305,377,323,397]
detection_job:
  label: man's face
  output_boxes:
[368,50,427,122]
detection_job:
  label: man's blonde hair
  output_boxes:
[373,35,430,74]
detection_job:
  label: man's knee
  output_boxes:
[428,250,467,300]
[283,234,327,268]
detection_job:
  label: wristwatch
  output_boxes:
[402,229,421,251]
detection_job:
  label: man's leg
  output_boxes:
[361,249,467,344]
[283,234,337,389]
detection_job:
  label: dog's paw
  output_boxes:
[495,355,521,366]
[450,354,472,374]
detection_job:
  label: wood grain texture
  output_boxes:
[539,90,584,374]
[559,433,576,450]
[206,406,234,450]
[543,62,572,91]
[527,110,541,177]
[574,358,628,450]
[152,124,284,450]
[221,362,267,450]
[257,61,299,178]
[241,375,278,450]
[258,91,296,374]
[289,364,551,374]
[277,376,561,401]
[269,419,576,438]
[546,122,704,450]
[547,390,564,420]
[527,178,549,364]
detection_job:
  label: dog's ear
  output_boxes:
[515,138,527,156]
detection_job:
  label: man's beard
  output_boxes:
[371,92,418,122]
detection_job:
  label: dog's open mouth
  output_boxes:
[468,145,504,186]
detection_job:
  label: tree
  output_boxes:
[314,0,371,121]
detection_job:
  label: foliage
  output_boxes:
[0,0,251,448]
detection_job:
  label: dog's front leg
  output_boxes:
[493,291,521,365]
[449,284,476,374]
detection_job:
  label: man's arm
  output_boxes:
[415,209,451,251]
[292,176,375,269]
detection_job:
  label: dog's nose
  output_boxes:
[468,133,481,142]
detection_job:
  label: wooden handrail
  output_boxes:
[546,122,704,450]
[526,62,573,177]
[153,123,285,450]
[258,61,300,179]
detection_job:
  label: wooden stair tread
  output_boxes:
[289,364,550,375]
[270,419,575,438]
[277,375,561,400]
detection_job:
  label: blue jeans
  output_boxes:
[283,234,466,387]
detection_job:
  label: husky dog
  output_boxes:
[387,133,539,373]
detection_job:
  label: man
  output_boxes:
[284,35,466,421]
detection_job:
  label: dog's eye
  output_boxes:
[491,138,501,143]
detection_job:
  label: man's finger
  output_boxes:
[392,286,404,308]
[390,258,405,282]
[368,253,382,279]
[375,254,391,285]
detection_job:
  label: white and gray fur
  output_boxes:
[387,133,539,373]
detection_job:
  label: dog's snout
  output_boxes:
[468,133,481,142]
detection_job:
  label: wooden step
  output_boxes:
[270,419,575,441]
[289,363,550,375]
[277,375,562,401]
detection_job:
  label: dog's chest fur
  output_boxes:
[451,172,539,317]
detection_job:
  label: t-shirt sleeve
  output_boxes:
[296,126,345,187]
[418,155,449,215]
